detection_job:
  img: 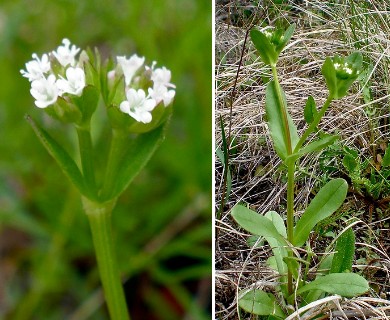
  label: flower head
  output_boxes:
[20,53,51,82]
[52,38,80,67]
[119,88,156,124]
[30,75,59,108]
[117,54,145,86]
[56,67,86,96]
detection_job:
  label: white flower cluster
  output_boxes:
[21,39,86,108]
[333,62,353,75]
[117,56,176,124]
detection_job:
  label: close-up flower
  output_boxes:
[20,53,51,82]
[119,88,156,123]
[30,74,59,108]
[151,66,176,88]
[52,38,81,67]
[148,85,175,106]
[56,67,86,96]
[117,54,145,86]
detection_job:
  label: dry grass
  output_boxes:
[215,0,390,319]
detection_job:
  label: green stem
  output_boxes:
[294,94,334,153]
[83,198,130,320]
[286,161,295,296]
[76,125,97,197]
[271,65,293,155]
[101,129,128,200]
[272,64,295,295]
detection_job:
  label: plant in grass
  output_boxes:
[231,24,369,318]
[20,39,175,320]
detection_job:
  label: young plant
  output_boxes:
[231,24,369,317]
[21,39,175,320]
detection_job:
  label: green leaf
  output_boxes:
[322,57,337,97]
[343,153,358,173]
[293,178,348,246]
[382,144,390,167]
[264,211,288,291]
[250,29,277,66]
[303,96,317,124]
[238,289,285,317]
[25,115,89,197]
[299,134,338,156]
[278,23,295,53]
[107,123,166,200]
[72,85,100,125]
[330,228,355,273]
[265,81,299,160]
[296,273,369,297]
[231,205,287,245]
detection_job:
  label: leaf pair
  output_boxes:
[26,115,166,202]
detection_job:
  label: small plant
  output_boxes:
[231,24,369,317]
[21,39,175,319]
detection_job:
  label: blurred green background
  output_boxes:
[0,0,211,319]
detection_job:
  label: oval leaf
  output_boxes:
[239,289,285,317]
[250,29,277,66]
[293,178,348,246]
[296,273,369,297]
[330,228,355,273]
[231,205,287,245]
[266,81,299,161]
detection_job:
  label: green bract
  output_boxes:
[322,52,363,99]
[250,24,295,66]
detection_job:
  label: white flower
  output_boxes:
[148,85,175,107]
[119,88,156,124]
[30,75,59,108]
[117,54,145,86]
[151,66,175,88]
[56,67,86,96]
[52,38,80,67]
[20,53,51,82]
[344,67,353,74]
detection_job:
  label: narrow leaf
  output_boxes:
[231,205,287,245]
[266,81,299,160]
[299,134,338,156]
[110,124,166,199]
[216,147,232,202]
[26,115,89,197]
[239,289,285,317]
[382,144,390,167]
[303,96,317,124]
[294,178,348,246]
[296,273,369,297]
[330,228,355,273]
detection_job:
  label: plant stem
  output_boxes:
[271,64,295,295]
[76,125,97,197]
[82,198,130,320]
[294,94,334,153]
[286,160,295,296]
[101,129,128,200]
